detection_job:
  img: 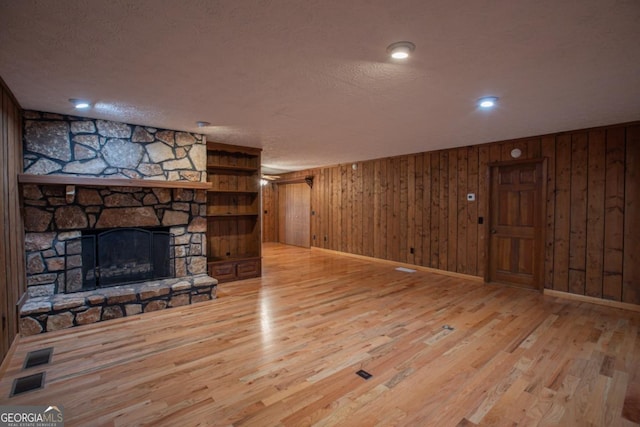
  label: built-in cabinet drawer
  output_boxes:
[208,258,261,283]
[236,259,261,279]
[208,262,236,282]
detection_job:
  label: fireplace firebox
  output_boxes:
[63,227,175,293]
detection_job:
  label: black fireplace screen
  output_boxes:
[64,227,174,293]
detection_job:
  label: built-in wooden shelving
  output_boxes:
[17,174,212,190]
[206,142,262,283]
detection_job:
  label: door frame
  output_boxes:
[485,157,547,291]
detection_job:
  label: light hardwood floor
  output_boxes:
[1,243,639,426]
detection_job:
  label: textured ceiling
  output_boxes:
[1,0,639,173]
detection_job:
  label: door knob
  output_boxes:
[491,229,497,234]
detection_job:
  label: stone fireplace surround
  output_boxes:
[19,112,219,335]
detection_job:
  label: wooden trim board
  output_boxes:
[544,288,640,312]
[312,247,484,282]
[18,174,212,190]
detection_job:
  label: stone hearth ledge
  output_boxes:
[19,274,217,335]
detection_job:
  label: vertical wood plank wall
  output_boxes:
[263,122,640,305]
[0,78,26,361]
[262,183,276,243]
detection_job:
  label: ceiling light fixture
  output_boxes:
[387,41,415,59]
[69,98,90,109]
[196,121,211,128]
[478,96,499,109]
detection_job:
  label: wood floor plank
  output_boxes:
[0,243,639,426]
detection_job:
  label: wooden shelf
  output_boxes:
[207,189,259,194]
[207,213,259,217]
[207,164,259,173]
[18,174,212,190]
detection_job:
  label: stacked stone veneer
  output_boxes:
[20,275,217,335]
[23,111,207,182]
[20,112,218,334]
[23,184,208,296]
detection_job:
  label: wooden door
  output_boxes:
[277,183,311,248]
[488,160,545,290]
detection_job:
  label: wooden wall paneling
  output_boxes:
[331,166,341,250]
[457,148,468,274]
[314,169,321,247]
[499,141,513,161]
[0,83,25,361]
[415,154,425,266]
[602,127,625,301]
[489,143,502,163]
[348,165,355,254]
[389,158,400,261]
[348,165,356,254]
[362,161,374,257]
[477,145,490,278]
[380,160,389,259]
[438,151,448,270]
[9,91,22,342]
[467,146,479,276]
[447,151,458,271]
[318,168,325,247]
[373,160,382,258]
[262,184,276,242]
[7,91,19,343]
[309,170,317,246]
[585,130,606,298]
[261,121,639,306]
[351,163,364,255]
[8,87,22,346]
[541,136,556,289]
[340,165,350,253]
[623,125,640,304]
[399,156,409,263]
[277,184,286,243]
[553,135,572,292]
[1,88,9,358]
[324,168,331,249]
[500,140,526,161]
[407,155,416,265]
[568,133,588,295]
[280,184,290,245]
[486,138,502,293]
[312,170,319,246]
[378,159,389,260]
[429,153,440,268]
[527,138,542,158]
[422,153,432,267]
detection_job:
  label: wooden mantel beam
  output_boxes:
[17,174,212,190]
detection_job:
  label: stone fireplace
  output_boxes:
[23,184,207,296]
[19,112,218,335]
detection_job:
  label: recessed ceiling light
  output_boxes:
[69,98,90,109]
[196,121,211,128]
[478,96,499,109]
[387,41,415,60]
